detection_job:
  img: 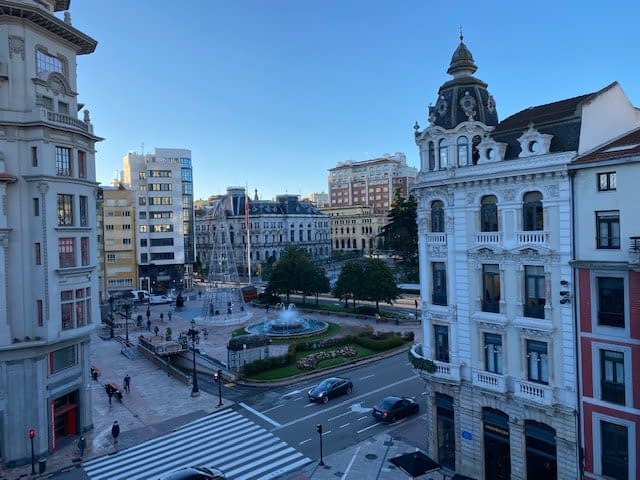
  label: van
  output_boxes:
[129,290,151,303]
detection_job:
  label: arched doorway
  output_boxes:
[483,408,510,479]
[525,421,557,479]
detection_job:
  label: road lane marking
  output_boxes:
[322,430,332,436]
[292,397,303,401]
[273,374,419,431]
[262,404,285,413]
[327,411,351,422]
[304,403,315,408]
[239,402,282,428]
[341,446,361,480]
[299,438,311,445]
[359,374,374,380]
[357,416,368,421]
[357,423,382,434]
[339,423,350,429]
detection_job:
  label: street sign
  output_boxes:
[462,430,472,440]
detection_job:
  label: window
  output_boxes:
[34,242,41,265]
[36,299,43,327]
[434,325,449,362]
[524,265,545,319]
[48,345,77,374]
[41,95,54,111]
[33,198,40,216]
[150,238,174,247]
[106,253,115,263]
[139,185,147,192]
[428,142,436,171]
[149,196,172,205]
[596,211,620,249]
[77,151,87,179]
[149,170,171,177]
[57,194,74,226]
[482,264,500,313]
[151,224,173,233]
[81,237,89,265]
[484,333,503,374]
[600,421,628,480]
[150,252,175,261]
[31,146,38,167]
[527,340,549,384]
[438,139,448,168]
[139,212,147,220]
[55,147,72,176]
[138,197,147,206]
[140,253,148,263]
[58,101,69,115]
[432,262,447,306]
[61,290,73,329]
[457,136,469,166]
[522,191,543,231]
[58,237,75,268]
[480,195,498,232]
[431,200,445,232]
[36,50,63,75]
[598,172,616,191]
[181,168,192,181]
[601,350,625,405]
[139,225,147,233]
[79,195,88,227]
[150,211,172,219]
[597,277,624,327]
[149,183,172,191]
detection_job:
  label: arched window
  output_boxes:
[428,142,436,171]
[361,238,366,249]
[438,139,448,169]
[523,191,543,231]
[457,136,469,166]
[480,195,498,232]
[431,200,445,233]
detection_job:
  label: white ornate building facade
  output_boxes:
[410,38,638,479]
[0,0,100,466]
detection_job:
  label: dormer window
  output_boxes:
[517,125,552,158]
[438,139,448,169]
[457,136,469,166]
[36,49,63,76]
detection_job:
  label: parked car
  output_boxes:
[308,377,353,404]
[158,466,225,480]
[371,396,419,422]
[129,290,151,304]
[149,294,173,305]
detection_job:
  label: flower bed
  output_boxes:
[296,346,357,370]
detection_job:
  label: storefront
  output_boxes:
[436,393,455,470]
[483,408,510,480]
[525,421,557,479]
[51,391,79,450]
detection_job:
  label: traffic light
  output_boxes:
[316,424,322,434]
[213,371,220,382]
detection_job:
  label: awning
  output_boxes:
[389,451,441,478]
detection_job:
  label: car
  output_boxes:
[308,377,353,403]
[371,396,419,422]
[158,466,225,480]
[149,294,173,305]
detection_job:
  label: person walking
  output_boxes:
[106,384,113,405]
[77,436,86,458]
[123,374,131,392]
[111,421,120,448]
[167,311,172,322]
[154,325,159,336]
[160,312,164,323]
[145,307,151,325]
[146,318,151,331]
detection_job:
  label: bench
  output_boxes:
[90,365,100,381]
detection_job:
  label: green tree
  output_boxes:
[362,258,400,312]
[310,267,331,305]
[332,260,364,310]
[379,190,418,281]
[267,246,318,304]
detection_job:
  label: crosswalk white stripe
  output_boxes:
[252,456,312,480]
[83,408,310,480]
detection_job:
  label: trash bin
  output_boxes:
[38,458,46,474]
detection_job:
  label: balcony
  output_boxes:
[472,369,507,394]
[630,236,640,264]
[408,344,461,384]
[516,230,550,245]
[514,379,552,406]
[425,232,446,244]
[475,232,502,245]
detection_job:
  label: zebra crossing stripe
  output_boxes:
[83,408,311,480]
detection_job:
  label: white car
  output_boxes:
[149,294,173,305]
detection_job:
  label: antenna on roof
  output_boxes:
[459,25,464,43]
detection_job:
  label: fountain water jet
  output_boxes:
[245,303,328,337]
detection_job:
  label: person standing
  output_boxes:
[111,421,120,448]
[154,325,159,336]
[160,312,164,323]
[106,384,113,405]
[146,318,151,331]
[167,311,172,322]
[77,436,86,458]
[123,374,131,392]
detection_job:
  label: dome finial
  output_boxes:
[459,25,464,43]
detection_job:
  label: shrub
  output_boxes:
[228,334,271,351]
[244,354,291,375]
[355,305,378,316]
[402,331,415,342]
[354,334,404,351]
[296,346,357,370]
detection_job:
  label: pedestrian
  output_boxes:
[154,325,159,336]
[160,312,164,322]
[167,311,172,322]
[146,318,151,331]
[198,290,202,298]
[106,384,113,405]
[123,374,131,392]
[146,308,151,323]
[111,421,120,447]
[77,436,86,458]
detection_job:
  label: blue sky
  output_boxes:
[70,1,640,201]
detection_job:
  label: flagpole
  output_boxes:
[245,188,252,284]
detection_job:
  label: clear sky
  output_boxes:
[70,0,640,201]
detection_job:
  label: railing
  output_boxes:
[513,379,552,406]
[433,360,462,382]
[472,369,507,393]
[475,232,502,244]
[45,110,89,132]
[432,293,447,306]
[425,232,446,244]
[516,231,549,245]
[523,303,545,320]
[408,345,461,383]
[482,299,500,314]
[630,237,640,264]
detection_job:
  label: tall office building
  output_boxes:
[0,0,100,466]
[122,148,194,293]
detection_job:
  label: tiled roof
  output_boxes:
[573,127,640,164]
[492,93,594,134]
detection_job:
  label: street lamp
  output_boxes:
[28,428,36,475]
[187,319,200,397]
[123,303,131,347]
[316,424,325,466]
[108,296,114,339]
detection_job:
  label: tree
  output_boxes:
[266,246,322,304]
[361,258,400,312]
[379,190,418,281]
[310,267,331,305]
[332,260,364,310]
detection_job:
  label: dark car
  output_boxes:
[158,466,225,480]
[308,377,353,403]
[371,396,419,422]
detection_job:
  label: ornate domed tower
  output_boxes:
[429,34,498,129]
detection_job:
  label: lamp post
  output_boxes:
[28,428,36,475]
[123,303,131,347]
[187,319,200,397]
[316,423,324,466]
[215,369,223,407]
[108,296,114,339]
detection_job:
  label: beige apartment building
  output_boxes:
[320,204,386,253]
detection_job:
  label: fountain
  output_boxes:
[245,303,328,338]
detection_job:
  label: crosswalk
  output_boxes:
[82,408,311,480]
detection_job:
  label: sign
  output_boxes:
[462,430,472,440]
[28,428,36,439]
